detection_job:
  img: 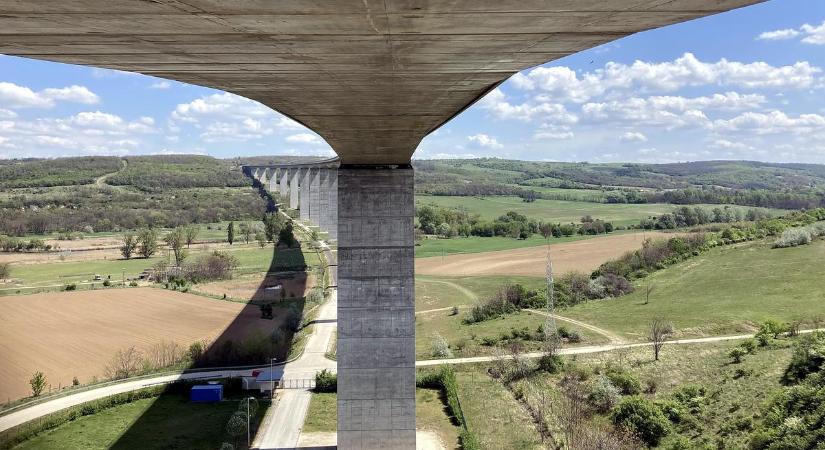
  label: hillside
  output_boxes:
[413,159,825,209]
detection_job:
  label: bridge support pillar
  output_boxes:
[309,168,321,226]
[289,169,300,210]
[326,169,338,241]
[279,168,289,198]
[319,169,331,233]
[337,165,415,450]
[300,168,311,222]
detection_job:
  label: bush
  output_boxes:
[314,369,337,393]
[64,283,77,291]
[587,374,621,412]
[740,339,757,354]
[538,354,564,374]
[605,369,642,395]
[728,347,747,364]
[102,279,111,287]
[781,331,825,385]
[430,333,453,358]
[611,396,671,446]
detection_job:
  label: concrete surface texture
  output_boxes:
[337,166,416,449]
[280,168,290,197]
[0,0,762,164]
[290,169,301,210]
[309,168,322,226]
[300,168,311,221]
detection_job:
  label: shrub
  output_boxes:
[611,396,671,446]
[587,374,621,412]
[64,283,77,291]
[728,347,747,364]
[740,339,757,354]
[314,369,337,393]
[605,369,642,395]
[102,279,111,287]
[781,331,825,384]
[538,354,564,374]
[430,333,453,358]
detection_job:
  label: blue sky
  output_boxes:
[1,0,824,163]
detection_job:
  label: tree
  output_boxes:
[644,282,655,305]
[239,397,259,417]
[278,222,297,247]
[239,222,252,244]
[105,346,143,379]
[650,318,673,361]
[262,212,283,242]
[183,225,199,248]
[165,227,187,266]
[30,371,47,397]
[227,221,235,245]
[0,262,10,280]
[226,411,247,448]
[539,222,553,240]
[611,396,670,446]
[255,230,267,248]
[137,228,159,259]
[120,233,137,260]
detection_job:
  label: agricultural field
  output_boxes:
[12,393,269,450]
[416,231,676,277]
[562,239,825,340]
[414,231,643,258]
[0,288,288,401]
[416,195,782,227]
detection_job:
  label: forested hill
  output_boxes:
[413,159,825,210]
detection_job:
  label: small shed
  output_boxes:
[190,384,223,402]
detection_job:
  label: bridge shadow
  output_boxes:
[109,175,317,449]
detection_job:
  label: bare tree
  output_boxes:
[147,341,183,369]
[644,282,655,305]
[105,346,143,379]
[649,318,674,361]
[184,225,199,248]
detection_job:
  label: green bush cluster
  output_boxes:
[464,283,545,324]
[415,367,480,450]
[314,369,337,393]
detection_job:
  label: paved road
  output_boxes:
[0,366,264,433]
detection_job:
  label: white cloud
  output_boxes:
[479,88,578,123]
[467,133,503,149]
[711,139,754,150]
[286,133,322,144]
[513,53,820,102]
[149,81,172,89]
[534,131,574,140]
[758,21,825,45]
[801,21,825,45]
[757,28,800,41]
[583,99,710,129]
[620,131,648,142]
[0,109,17,119]
[0,82,99,109]
[713,110,825,135]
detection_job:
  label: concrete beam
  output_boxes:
[337,166,415,449]
[0,1,763,164]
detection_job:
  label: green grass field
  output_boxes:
[3,245,320,292]
[562,239,825,340]
[416,195,782,227]
[13,394,268,450]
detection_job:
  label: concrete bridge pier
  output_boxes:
[337,165,416,449]
[309,168,321,226]
[260,168,269,188]
[289,169,300,210]
[326,170,338,241]
[300,168,311,222]
[269,169,277,192]
[279,168,289,198]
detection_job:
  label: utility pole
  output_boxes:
[545,246,557,340]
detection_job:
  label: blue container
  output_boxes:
[190,384,223,402]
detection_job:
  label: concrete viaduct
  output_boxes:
[245,158,340,240]
[0,1,763,448]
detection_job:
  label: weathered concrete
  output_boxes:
[269,169,277,192]
[337,166,415,449]
[300,168,311,222]
[290,169,301,210]
[0,1,762,165]
[279,168,289,197]
[326,170,339,241]
[309,168,321,226]
[318,169,331,233]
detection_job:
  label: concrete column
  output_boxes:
[327,170,338,241]
[289,169,300,209]
[300,168,311,221]
[253,168,260,180]
[318,169,331,233]
[309,168,321,226]
[279,168,289,197]
[337,166,415,449]
[260,168,269,187]
[268,169,277,192]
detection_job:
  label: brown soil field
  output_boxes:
[0,288,276,401]
[195,272,316,302]
[415,231,682,277]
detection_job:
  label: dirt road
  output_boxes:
[416,231,678,277]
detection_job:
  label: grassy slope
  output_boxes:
[417,195,782,226]
[562,240,825,340]
[14,394,268,450]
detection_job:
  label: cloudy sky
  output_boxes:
[1,0,824,163]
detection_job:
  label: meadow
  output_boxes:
[562,239,825,339]
[416,195,782,227]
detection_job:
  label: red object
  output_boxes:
[252,370,262,377]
